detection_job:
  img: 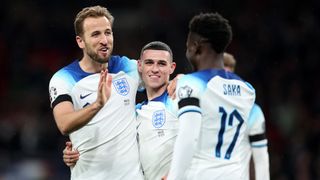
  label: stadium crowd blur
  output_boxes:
[0,0,319,179]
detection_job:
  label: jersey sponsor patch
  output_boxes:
[49,86,57,102]
[152,110,166,128]
[113,78,130,96]
[178,85,193,99]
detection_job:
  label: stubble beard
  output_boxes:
[87,49,110,64]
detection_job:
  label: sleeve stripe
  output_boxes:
[178,97,200,108]
[178,106,202,117]
[251,144,268,148]
[249,133,266,142]
[51,94,73,109]
[251,139,268,147]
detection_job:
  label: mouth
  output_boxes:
[98,47,109,55]
[149,74,160,79]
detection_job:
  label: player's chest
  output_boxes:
[137,103,178,133]
[72,73,138,109]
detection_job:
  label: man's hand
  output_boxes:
[167,74,184,99]
[95,69,112,108]
[63,141,79,167]
[161,175,167,180]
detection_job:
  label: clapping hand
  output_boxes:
[95,69,112,108]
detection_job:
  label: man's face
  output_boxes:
[138,49,176,90]
[223,63,235,72]
[77,16,114,64]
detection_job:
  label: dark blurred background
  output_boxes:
[0,0,319,179]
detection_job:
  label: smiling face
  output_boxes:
[138,49,176,91]
[76,16,113,64]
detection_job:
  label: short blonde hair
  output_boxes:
[223,52,236,72]
[74,5,114,36]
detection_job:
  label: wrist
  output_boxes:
[92,101,103,111]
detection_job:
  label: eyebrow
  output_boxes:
[144,59,168,63]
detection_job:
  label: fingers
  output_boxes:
[105,73,112,101]
[101,69,112,103]
[167,79,177,99]
[167,74,184,99]
[106,73,112,88]
[101,70,107,87]
[66,161,76,167]
[64,155,78,167]
[95,69,112,108]
[96,70,107,108]
[65,141,72,149]
[63,148,79,167]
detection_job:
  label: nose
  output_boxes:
[100,34,109,45]
[151,64,159,72]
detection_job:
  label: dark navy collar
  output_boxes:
[139,90,169,106]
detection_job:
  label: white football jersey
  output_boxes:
[242,103,268,180]
[49,56,144,180]
[247,104,268,147]
[136,91,179,180]
[176,69,255,180]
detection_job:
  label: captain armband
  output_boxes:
[178,97,200,108]
[177,97,201,117]
[51,94,73,109]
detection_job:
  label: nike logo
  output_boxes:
[80,93,92,99]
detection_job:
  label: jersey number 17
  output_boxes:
[215,106,244,159]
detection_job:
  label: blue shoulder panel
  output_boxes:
[54,60,93,86]
[108,55,137,74]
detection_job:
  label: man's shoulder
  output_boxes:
[51,60,78,77]
[108,55,137,74]
[50,60,93,84]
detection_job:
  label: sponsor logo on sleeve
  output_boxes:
[49,87,57,102]
[178,85,193,99]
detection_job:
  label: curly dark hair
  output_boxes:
[189,12,232,53]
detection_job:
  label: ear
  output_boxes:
[137,59,143,73]
[76,35,85,49]
[194,41,202,55]
[169,62,176,74]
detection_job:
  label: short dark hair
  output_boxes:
[189,12,232,53]
[140,41,173,61]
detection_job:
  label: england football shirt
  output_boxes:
[242,103,269,180]
[176,69,255,180]
[136,91,179,180]
[49,56,143,180]
[247,104,268,147]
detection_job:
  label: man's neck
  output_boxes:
[146,84,168,100]
[79,56,108,73]
[196,53,224,71]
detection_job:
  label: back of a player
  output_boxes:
[178,69,255,180]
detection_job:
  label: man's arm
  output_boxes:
[252,145,270,180]
[53,101,102,135]
[167,98,202,180]
[53,70,112,135]
[248,104,270,180]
